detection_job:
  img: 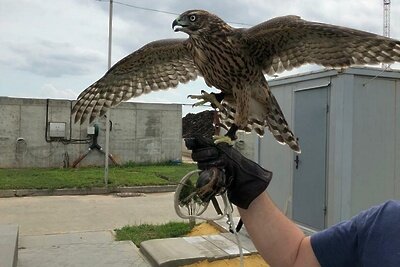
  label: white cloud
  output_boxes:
[38,84,77,99]
[2,40,104,77]
[0,0,399,104]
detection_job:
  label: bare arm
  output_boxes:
[238,192,321,267]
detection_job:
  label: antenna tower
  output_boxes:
[383,0,391,69]
[383,0,391,38]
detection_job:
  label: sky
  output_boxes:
[1,0,399,115]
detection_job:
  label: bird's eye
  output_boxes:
[189,15,197,22]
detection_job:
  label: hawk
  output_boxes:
[72,10,400,153]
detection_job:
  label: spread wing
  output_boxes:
[72,38,199,124]
[243,16,400,75]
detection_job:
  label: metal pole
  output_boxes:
[105,0,113,186]
[382,0,391,69]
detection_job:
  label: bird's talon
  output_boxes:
[188,91,224,110]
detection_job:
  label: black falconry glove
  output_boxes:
[185,135,272,209]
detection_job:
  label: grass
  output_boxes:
[114,222,193,247]
[0,163,197,190]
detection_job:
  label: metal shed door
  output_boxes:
[293,86,328,230]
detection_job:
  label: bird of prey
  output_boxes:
[72,10,400,153]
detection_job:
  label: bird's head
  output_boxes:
[172,10,230,36]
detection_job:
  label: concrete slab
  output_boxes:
[141,233,256,266]
[0,224,19,267]
[17,231,150,267]
[220,233,258,253]
[212,217,259,253]
[140,236,226,267]
[182,236,228,259]
[202,234,250,257]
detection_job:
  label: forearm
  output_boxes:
[184,136,318,265]
[238,192,320,267]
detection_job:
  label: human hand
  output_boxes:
[185,135,272,209]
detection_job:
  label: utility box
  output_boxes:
[253,67,400,231]
[87,126,95,135]
[49,122,66,138]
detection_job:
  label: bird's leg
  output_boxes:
[213,124,238,145]
[188,90,225,110]
[225,124,239,140]
[214,88,248,145]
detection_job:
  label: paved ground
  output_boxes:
[18,231,150,267]
[0,192,240,266]
[0,193,185,236]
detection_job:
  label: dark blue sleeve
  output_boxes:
[310,200,400,267]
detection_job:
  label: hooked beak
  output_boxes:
[172,16,188,32]
[172,19,179,31]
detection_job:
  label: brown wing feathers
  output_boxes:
[244,16,400,75]
[72,39,199,124]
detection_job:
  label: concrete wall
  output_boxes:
[0,97,182,168]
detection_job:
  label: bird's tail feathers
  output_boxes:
[218,102,266,136]
[218,101,301,153]
[266,94,301,153]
